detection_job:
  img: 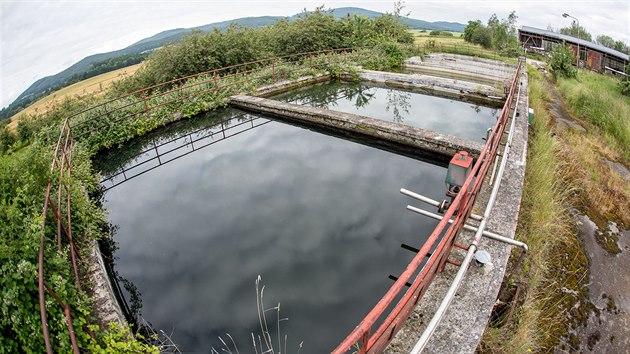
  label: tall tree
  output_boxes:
[560,21,592,41]
[596,34,616,48]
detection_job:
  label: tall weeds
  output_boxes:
[557,70,630,161]
[480,65,587,353]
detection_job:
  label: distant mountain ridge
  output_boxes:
[2,7,465,119]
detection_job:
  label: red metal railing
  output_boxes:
[332,60,523,354]
[38,118,83,354]
[37,47,366,352]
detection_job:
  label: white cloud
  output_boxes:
[1,0,628,108]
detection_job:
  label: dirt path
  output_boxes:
[544,80,630,353]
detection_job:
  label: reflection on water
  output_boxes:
[96,107,447,352]
[272,81,499,142]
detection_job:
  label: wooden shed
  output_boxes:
[518,26,629,74]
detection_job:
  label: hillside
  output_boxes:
[7,64,143,131]
[2,7,465,120]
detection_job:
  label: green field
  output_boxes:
[8,63,143,130]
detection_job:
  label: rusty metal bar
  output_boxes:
[333,60,522,354]
[39,184,54,354]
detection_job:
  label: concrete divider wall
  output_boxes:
[230,95,484,159]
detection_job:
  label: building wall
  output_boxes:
[588,50,602,71]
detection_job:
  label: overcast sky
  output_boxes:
[1,0,629,108]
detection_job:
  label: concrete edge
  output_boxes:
[386,70,530,353]
[85,239,126,330]
[229,95,484,160]
[355,70,505,108]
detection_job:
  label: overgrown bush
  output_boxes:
[110,8,413,96]
[549,44,577,79]
[0,125,17,153]
[463,12,519,55]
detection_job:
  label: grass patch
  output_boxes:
[556,131,630,230]
[556,70,630,161]
[553,70,630,229]
[479,65,588,353]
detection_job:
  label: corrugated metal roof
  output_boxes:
[519,25,629,61]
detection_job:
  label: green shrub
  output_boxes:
[0,126,16,154]
[549,45,577,79]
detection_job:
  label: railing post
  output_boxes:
[142,90,149,115]
[359,330,369,354]
[272,59,275,80]
[213,72,218,92]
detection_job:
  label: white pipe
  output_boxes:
[400,188,483,221]
[411,74,523,353]
[406,205,528,252]
[489,154,500,185]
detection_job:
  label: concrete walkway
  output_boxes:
[386,69,529,353]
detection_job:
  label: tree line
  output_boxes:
[109,7,414,95]
[462,12,520,57]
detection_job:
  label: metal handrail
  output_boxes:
[332,61,522,354]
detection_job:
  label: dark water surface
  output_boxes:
[95,86,479,352]
[272,81,499,142]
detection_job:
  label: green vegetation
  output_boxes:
[557,70,630,160]
[0,54,148,122]
[429,30,453,37]
[111,9,412,95]
[559,21,592,41]
[555,70,630,228]
[549,45,577,79]
[483,58,630,352]
[480,65,588,353]
[619,63,630,96]
[0,8,414,352]
[463,12,520,56]
[7,64,143,130]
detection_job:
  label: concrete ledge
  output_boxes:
[229,95,484,160]
[407,54,517,77]
[86,240,125,329]
[355,70,505,108]
[255,74,332,97]
[403,64,503,88]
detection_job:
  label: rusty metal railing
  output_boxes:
[37,47,367,352]
[101,114,271,190]
[38,118,83,354]
[332,60,523,354]
[69,48,361,138]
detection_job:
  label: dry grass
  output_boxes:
[8,63,142,130]
[557,133,630,229]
